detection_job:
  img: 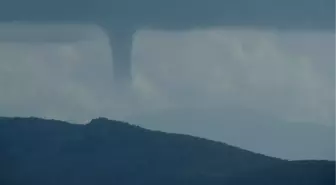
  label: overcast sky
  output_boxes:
[0,24,334,125]
[0,24,335,160]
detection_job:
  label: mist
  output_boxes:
[0,25,334,159]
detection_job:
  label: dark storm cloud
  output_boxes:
[0,0,334,32]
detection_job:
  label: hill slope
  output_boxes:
[127,107,335,160]
[0,117,334,185]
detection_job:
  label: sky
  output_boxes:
[0,24,334,159]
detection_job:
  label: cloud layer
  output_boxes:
[0,25,334,126]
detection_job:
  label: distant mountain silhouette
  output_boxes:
[0,117,334,185]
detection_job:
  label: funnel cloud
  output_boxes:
[0,0,334,85]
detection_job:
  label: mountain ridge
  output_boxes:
[0,116,334,185]
[127,107,335,160]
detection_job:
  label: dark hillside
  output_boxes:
[0,117,334,185]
